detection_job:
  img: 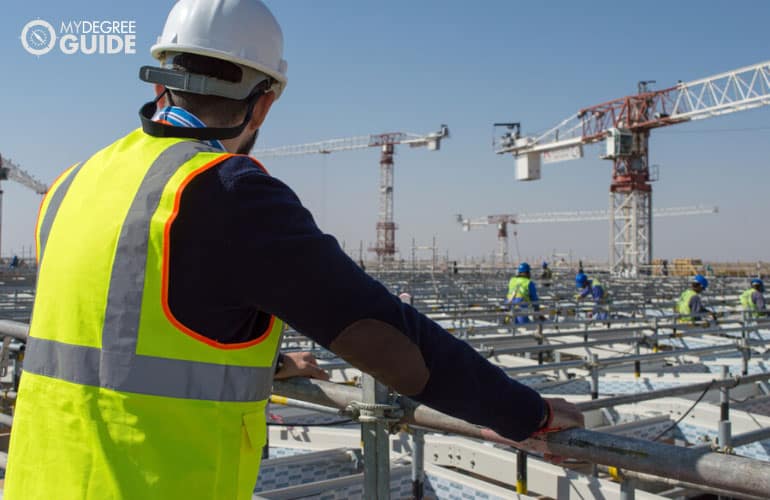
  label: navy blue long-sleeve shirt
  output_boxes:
[167,155,545,441]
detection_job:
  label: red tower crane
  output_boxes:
[495,60,770,275]
[254,125,449,263]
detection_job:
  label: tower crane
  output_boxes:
[494,60,770,275]
[254,125,449,264]
[0,155,47,259]
[457,205,718,267]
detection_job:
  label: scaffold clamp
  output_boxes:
[344,400,404,426]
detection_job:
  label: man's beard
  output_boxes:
[236,129,259,155]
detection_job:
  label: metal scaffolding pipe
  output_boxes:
[692,426,770,451]
[504,343,740,376]
[728,426,770,449]
[577,371,770,412]
[545,429,770,495]
[268,395,342,415]
[319,324,756,373]
[0,320,29,340]
[273,378,770,497]
[0,413,12,426]
[605,467,768,500]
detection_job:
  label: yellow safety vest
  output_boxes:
[676,289,698,323]
[590,278,609,303]
[5,129,284,500]
[506,276,531,303]
[740,288,759,317]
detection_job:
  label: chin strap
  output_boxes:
[139,89,259,141]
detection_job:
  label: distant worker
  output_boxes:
[676,274,715,325]
[540,261,553,281]
[5,1,582,498]
[575,272,608,320]
[505,262,543,324]
[740,278,766,318]
[9,255,19,269]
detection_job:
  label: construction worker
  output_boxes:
[505,262,542,324]
[675,274,714,324]
[740,278,766,318]
[540,261,553,282]
[5,1,582,498]
[575,272,609,320]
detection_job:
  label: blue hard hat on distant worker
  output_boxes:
[576,272,588,288]
[542,261,548,268]
[751,278,765,293]
[693,274,709,290]
[517,262,531,274]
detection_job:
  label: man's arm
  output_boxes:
[212,158,580,441]
[755,291,766,313]
[689,294,715,322]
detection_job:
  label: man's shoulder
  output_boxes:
[212,154,289,191]
[216,154,270,176]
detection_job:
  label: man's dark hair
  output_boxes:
[168,53,262,126]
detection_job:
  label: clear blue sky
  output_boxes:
[2,0,768,263]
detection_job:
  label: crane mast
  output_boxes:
[0,155,48,259]
[255,125,449,264]
[495,60,770,275]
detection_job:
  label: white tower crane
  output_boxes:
[254,125,449,264]
[0,155,47,259]
[494,60,770,275]
[457,205,718,267]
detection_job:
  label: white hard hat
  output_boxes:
[150,0,288,99]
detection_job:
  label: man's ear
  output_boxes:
[248,91,276,131]
[154,85,167,107]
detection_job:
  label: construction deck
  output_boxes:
[1,266,769,499]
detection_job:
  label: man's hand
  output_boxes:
[517,397,584,463]
[543,397,584,431]
[274,351,330,381]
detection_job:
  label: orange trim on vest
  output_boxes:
[160,153,276,350]
[34,163,79,265]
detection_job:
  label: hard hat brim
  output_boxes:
[151,44,287,99]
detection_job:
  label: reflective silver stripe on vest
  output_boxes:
[24,337,274,402]
[24,140,276,402]
[38,162,84,264]
[101,141,214,386]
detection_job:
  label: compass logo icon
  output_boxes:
[21,19,57,56]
